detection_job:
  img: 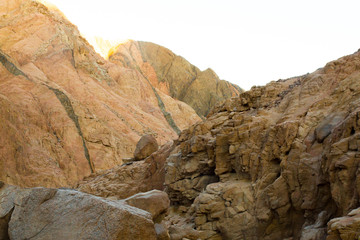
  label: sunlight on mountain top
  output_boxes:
[86,37,131,59]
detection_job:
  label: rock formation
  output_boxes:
[2,0,360,239]
[0,0,201,188]
[162,49,360,239]
[0,182,161,240]
[77,142,174,199]
[78,48,360,239]
[108,40,242,117]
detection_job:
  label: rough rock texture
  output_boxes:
[0,183,158,240]
[77,142,174,199]
[0,0,200,187]
[123,190,170,220]
[134,134,159,160]
[327,207,360,240]
[163,49,360,239]
[108,40,242,117]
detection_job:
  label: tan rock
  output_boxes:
[134,134,159,160]
[154,222,170,240]
[108,40,242,117]
[0,0,200,188]
[163,49,360,239]
[123,190,170,220]
[327,208,360,240]
[77,142,174,199]
[3,185,157,240]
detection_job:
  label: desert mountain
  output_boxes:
[2,0,360,239]
[79,49,360,239]
[108,40,242,117]
[0,0,202,187]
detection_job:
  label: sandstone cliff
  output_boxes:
[0,0,200,188]
[108,40,242,117]
[79,49,360,239]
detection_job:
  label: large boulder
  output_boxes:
[134,134,159,160]
[4,186,157,240]
[123,190,170,220]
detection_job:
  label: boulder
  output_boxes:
[123,190,170,220]
[327,208,360,240]
[134,134,159,160]
[8,187,157,240]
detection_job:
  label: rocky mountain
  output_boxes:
[79,49,360,239]
[108,40,242,117]
[2,0,360,240]
[0,0,201,187]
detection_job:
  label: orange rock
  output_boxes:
[108,40,242,117]
[0,0,200,187]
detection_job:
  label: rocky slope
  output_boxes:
[162,51,360,239]
[108,40,242,117]
[79,50,360,239]
[0,0,201,188]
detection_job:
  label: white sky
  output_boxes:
[47,0,360,90]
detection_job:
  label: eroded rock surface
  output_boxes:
[0,0,200,187]
[327,208,360,240]
[77,142,174,199]
[108,40,242,117]
[0,183,158,240]
[123,190,170,220]
[163,49,360,239]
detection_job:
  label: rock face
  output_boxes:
[0,183,158,240]
[163,49,360,239]
[108,40,242,117]
[327,208,360,240]
[77,142,174,199]
[123,190,170,220]
[134,134,159,160]
[0,0,200,187]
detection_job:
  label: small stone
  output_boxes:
[234,205,245,213]
[229,145,237,154]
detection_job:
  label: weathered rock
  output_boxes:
[327,208,360,240]
[108,40,242,117]
[0,0,200,187]
[134,134,159,160]
[162,49,360,239]
[123,190,170,220]
[154,222,171,240]
[8,187,157,240]
[77,142,174,199]
[0,183,20,240]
